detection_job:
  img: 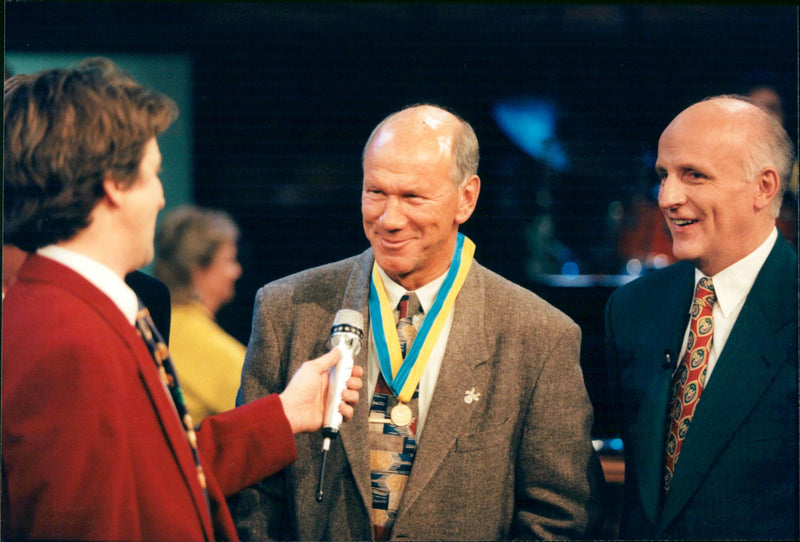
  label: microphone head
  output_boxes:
[331,309,364,339]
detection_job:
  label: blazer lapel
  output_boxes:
[394,263,491,516]
[629,265,695,525]
[339,250,378,511]
[125,315,217,539]
[659,238,797,529]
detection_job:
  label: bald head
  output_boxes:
[655,95,794,275]
[360,104,481,289]
[362,104,479,188]
[663,96,794,217]
[665,97,764,142]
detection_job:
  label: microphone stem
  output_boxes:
[316,436,332,502]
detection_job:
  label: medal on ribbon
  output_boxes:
[369,233,475,405]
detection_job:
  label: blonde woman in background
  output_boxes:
[155,205,245,423]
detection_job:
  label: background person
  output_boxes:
[154,204,246,422]
[744,82,798,248]
[605,95,798,539]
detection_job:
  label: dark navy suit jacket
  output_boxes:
[605,233,798,540]
[125,270,171,338]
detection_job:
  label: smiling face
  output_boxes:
[655,99,778,276]
[361,107,479,290]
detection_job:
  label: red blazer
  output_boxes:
[2,255,297,541]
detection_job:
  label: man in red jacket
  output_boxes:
[2,57,363,541]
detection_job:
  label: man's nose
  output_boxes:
[658,174,686,210]
[378,197,407,230]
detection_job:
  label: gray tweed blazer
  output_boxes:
[230,248,603,541]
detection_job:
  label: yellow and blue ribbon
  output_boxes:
[369,233,475,402]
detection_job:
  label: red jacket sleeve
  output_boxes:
[195,394,297,497]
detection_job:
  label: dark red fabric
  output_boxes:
[2,255,297,541]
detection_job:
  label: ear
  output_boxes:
[455,175,480,225]
[753,167,780,212]
[102,175,127,208]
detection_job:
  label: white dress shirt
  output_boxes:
[37,245,139,325]
[368,266,452,437]
[679,227,778,383]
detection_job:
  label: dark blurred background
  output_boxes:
[6,2,797,439]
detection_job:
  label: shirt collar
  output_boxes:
[694,227,778,318]
[375,265,448,314]
[37,245,139,325]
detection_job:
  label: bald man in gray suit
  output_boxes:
[230,104,603,540]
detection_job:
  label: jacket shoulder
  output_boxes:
[473,262,579,332]
[609,261,693,305]
[260,252,365,295]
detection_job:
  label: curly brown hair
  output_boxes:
[3,57,178,251]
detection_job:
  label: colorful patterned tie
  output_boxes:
[396,293,420,358]
[369,292,421,541]
[663,277,716,493]
[135,301,211,512]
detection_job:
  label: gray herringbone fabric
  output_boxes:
[231,248,603,540]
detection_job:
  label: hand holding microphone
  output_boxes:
[278,311,364,435]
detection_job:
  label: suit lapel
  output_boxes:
[628,264,695,525]
[337,253,493,515]
[395,263,490,517]
[338,250,377,510]
[126,328,217,539]
[659,237,797,529]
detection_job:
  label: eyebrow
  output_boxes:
[654,162,708,174]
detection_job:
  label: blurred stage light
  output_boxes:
[493,97,568,172]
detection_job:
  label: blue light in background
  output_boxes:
[492,97,569,172]
[561,261,580,276]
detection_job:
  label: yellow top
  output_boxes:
[168,301,246,423]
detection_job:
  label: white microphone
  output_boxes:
[322,309,364,435]
[317,309,363,501]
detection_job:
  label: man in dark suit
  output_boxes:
[125,269,172,336]
[2,57,362,541]
[605,95,798,539]
[231,104,603,540]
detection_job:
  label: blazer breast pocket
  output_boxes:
[454,417,512,453]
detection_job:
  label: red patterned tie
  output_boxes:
[663,277,716,493]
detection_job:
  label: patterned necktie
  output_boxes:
[369,292,421,541]
[396,293,420,358]
[663,277,716,493]
[135,301,211,511]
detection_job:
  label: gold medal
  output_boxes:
[390,403,413,427]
